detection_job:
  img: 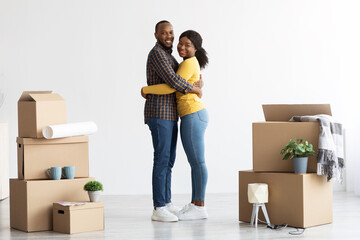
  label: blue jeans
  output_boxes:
[180,109,209,201]
[147,118,178,207]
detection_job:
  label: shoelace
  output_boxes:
[179,203,194,214]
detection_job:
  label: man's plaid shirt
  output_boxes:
[144,42,193,123]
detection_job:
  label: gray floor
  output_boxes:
[1,192,360,240]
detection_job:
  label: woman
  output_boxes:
[142,30,209,220]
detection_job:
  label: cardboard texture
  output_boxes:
[253,104,331,173]
[18,91,66,138]
[53,202,104,234]
[10,178,93,232]
[17,136,89,180]
[262,104,332,121]
[0,121,9,200]
[253,122,320,172]
[238,171,333,228]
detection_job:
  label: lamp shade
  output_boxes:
[248,183,268,204]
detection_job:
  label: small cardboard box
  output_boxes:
[253,104,332,172]
[17,136,89,180]
[0,121,9,200]
[18,91,66,138]
[53,202,104,234]
[238,171,333,228]
[10,178,93,232]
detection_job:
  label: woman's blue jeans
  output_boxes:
[147,118,177,207]
[180,109,209,201]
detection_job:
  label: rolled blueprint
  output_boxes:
[42,121,98,139]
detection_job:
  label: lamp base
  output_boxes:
[250,203,270,227]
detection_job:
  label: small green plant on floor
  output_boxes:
[280,138,315,160]
[84,180,103,191]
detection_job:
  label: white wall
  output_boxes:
[1,0,359,194]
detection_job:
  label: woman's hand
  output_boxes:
[141,87,147,99]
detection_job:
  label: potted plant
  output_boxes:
[280,139,315,174]
[84,180,103,202]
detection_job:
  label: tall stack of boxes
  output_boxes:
[239,104,334,228]
[10,91,93,232]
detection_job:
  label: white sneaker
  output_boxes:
[166,202,181,215]
[179,203,194,214]
[151,207,178,222]
[178,204,208,221]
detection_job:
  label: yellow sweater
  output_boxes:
[142,56,206,117]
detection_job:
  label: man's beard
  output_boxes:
[158,40,173,51]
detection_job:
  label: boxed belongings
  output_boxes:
[53,202,104,234]
[252,104,332,173]
[0,121,9,200]
[238,171,332,228]
[18,91,66,138]
[17,136,89,180]
[10,178,93,232]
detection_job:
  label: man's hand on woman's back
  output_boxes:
[193,74,204,89]
[190,86,202,98]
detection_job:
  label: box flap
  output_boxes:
[262,104,332,121]
[18,91,52,101]
[53,202,104,211]
[29,93,64,102]
[17,136,89,145]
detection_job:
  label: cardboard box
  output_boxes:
[17,136,89,180]
[53,202,104,234]
[10,178,93,232]
[0,121,9,200]
[253,104,332,173]
[238,171,333,228]
[18,91,66,138]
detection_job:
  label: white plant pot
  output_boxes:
[88,190,101,202]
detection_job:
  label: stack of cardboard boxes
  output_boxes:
[239,104,334,228]
[10,91,95,232]
[0,121,9,200]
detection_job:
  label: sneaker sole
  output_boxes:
[178,215,208,221]
[151,215,178,222]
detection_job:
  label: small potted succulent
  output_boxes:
[280,139,315,174]
[84,180,103,202]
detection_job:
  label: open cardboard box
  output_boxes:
[253,104,332,173]
[10,178,93,232]
[53,202,104,234]
[238,171,333,228]
[17,136,89,180]
[18,91,66,138]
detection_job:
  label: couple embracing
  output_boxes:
[141,20,209,222]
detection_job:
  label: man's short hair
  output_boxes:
[155,20,170,33]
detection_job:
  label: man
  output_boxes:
[144,20,202,222]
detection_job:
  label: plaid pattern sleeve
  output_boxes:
[150,50,193,94]
[144,43,193,123]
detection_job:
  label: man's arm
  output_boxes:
[151,50,193,94]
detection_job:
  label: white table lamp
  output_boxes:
[248,183,271,227]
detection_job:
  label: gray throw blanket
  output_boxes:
[290,114,344,183]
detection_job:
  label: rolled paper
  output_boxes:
[42,121,98,139]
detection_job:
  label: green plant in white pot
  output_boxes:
[84,180,103,202]
[280,139,315,174]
